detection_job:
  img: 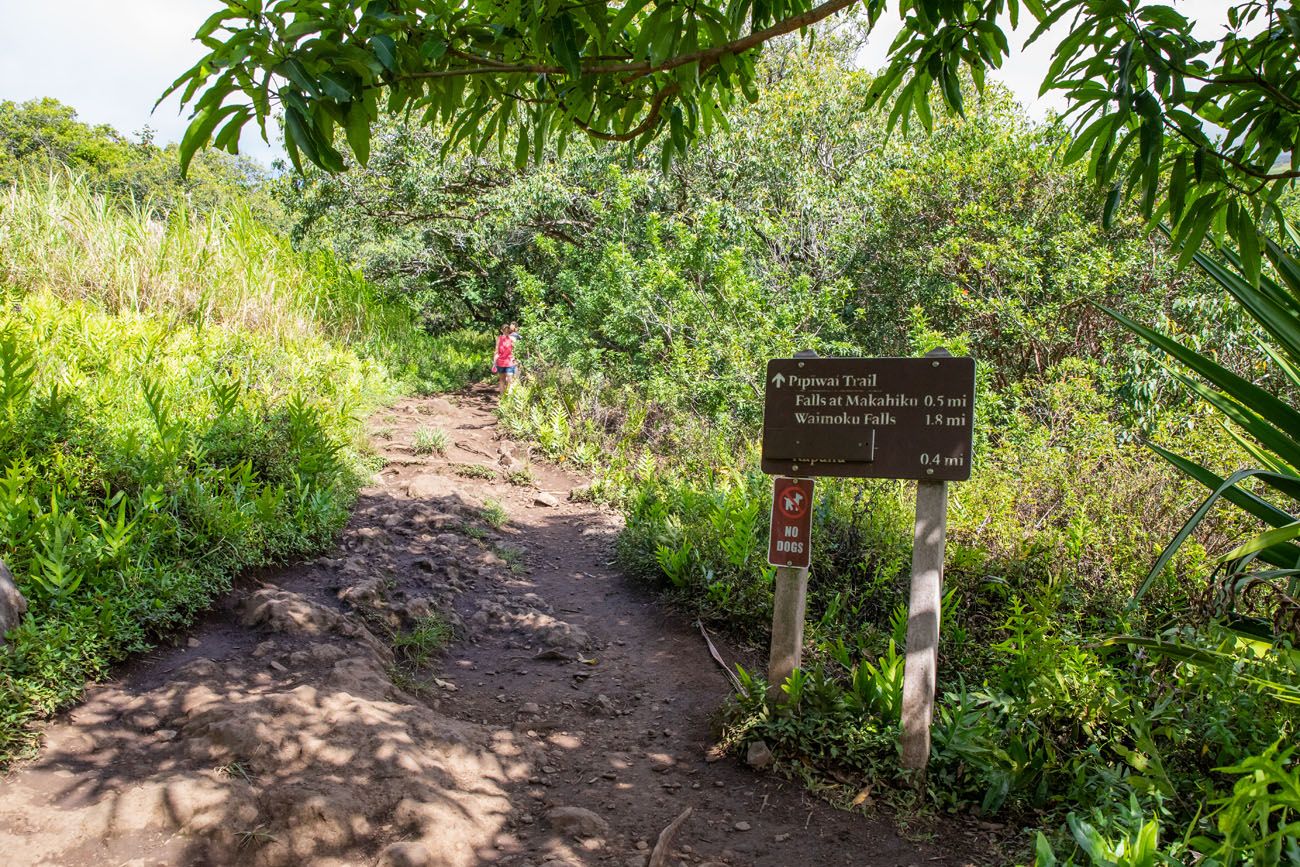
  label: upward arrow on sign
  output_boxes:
[771,372,787,388]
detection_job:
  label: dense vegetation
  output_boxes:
[5,2,1299,857]
[0,101,448,761]
[287,44,1300,864]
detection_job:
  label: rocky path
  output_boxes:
[0,389,976,867]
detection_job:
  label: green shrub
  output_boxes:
[453,463,497,480]
[481,499,508,529]
[391,614,454,669]
[413,426,448,455]
[0,174,435,763]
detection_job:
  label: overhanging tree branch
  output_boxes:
[569,85,682,141]
[395,0,860,83]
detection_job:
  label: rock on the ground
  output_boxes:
[745,740,774,769]
[405,474,457,500]
[241,588,340,635]
[0,558,27,642]
[426,397,454,415]
[378,841,433,867]
[497,442,524,472]
[404,474,480,512]
[534,492,560,508]
[546,805,610,838]
[337,577,385,608]
[165,773,260,833]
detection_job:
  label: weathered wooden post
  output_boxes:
[767,564,809,702]
[900,477,947,770]
[766,476,814,702]
[901,346,955,776]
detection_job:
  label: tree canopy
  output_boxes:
[1,98,283,224]
[173,0,1297,274]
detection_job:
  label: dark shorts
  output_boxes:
[497,366,517,375]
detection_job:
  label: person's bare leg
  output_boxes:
[498,372,508,397]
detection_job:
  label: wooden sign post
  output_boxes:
[766,477,814,701]
[900,478,947,770]
[760,348,974,776]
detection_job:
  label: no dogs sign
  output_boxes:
[768,477,814,568]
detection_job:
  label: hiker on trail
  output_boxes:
[494,323,518,397]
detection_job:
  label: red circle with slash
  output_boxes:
[777,484,810,519]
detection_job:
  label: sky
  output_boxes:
[855,0,1234,117]
[0,0,1236,168]
[0,0,284,163]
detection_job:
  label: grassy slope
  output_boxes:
[0,175,457,762]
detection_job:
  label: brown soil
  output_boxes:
[0,388,986,867]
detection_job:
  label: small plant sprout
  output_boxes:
[453,463,497,480]
[482,499,508,529]
[506,465,535,486]
[216,760,254,783]
[392,614,453,669]
[412,426,448,455]
[495,545,525,574]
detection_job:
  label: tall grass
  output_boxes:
[5,176,347,333]
[0,173,452,763]
[0,173,465,391]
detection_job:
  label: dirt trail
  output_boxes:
[0,388,978,867]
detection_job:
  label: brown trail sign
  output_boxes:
[762,355,974,480]
[760,349,975,777]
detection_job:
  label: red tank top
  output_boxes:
[495,334,515,368]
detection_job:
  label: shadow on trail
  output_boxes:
[2,484,555,866]
[0,388,979,867]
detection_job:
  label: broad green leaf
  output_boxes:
[179,103,241,176]
[1103,304,1300,450]
[552,13,582,78]
[1102,182,1122,229]
[1130,452,1300,608]
[1194,250,1300,371]
[610,0,655,37]
[344,102,371,165]
[371,34,397,72]
[195,8,232,40]
[1219,520,1300,563]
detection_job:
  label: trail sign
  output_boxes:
[768,477,814,568]
[760,349,974,778]
[761,355,975,480]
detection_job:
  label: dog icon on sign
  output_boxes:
[778,485,808,519]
